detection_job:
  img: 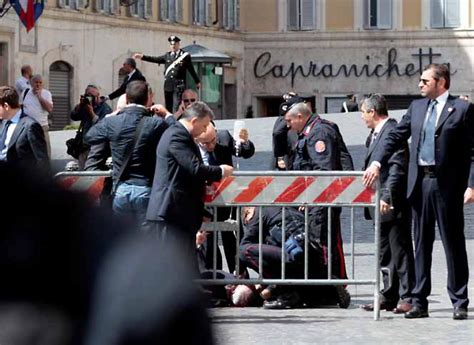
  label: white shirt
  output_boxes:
[373,117,389,140]
[199,145,210,166]
[15,76,30,95]
[21,88,53,127]
[430,90,449,126]
[0,110,21,161]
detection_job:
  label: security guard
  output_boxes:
[283,96,348,279]
[134,35,201,112]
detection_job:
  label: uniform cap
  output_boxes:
[279,96,305,116]
[168,35,181,43]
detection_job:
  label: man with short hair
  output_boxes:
[146,102,233,257]
[134,35,201,112]
[359,93,415,314]
[85,81,172,228]
[364,63,474,320]
[21,74,53,157]
[0,85,49,174]
[107,58,146,101]
[340,94,358,113]
[15,65,32,96]
[70,84,112,169]
[174,88,198,119]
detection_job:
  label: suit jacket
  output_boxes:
[142,50,200,92]
[108,69,146,100]
[364,118,410,223]
[4,112,49,173]
[373,95,474,202]
[213,129,255,166]
[146,122,222,232]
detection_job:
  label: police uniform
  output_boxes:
[284,98,348,279]
[141,36,200,112]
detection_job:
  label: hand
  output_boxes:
[380,200,392,215]
[150,104,169,118]
[363,164,380,187]
[238,128,249,143]
[196,230,207,246]
[220,164,233,177]
[85,103,95,118]
[196,82,201,89]
[298,206,305,212]
[277,157,286,170]
[464,187,474,204]
[133,53,143,59]
[242,207,255,224]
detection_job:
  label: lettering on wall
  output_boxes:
[254,48,456,87]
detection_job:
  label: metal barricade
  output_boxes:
[53,170,381,320]
[200,171,381,320]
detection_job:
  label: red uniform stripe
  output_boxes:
[203,177,234,203]
[313,177,355,203]
[274,176,315,202]
[57,176,79,190]
[233,177,273,203]
[352,187,375,203]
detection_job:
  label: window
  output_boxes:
[223,0,240,30]
[97,0,120,14]
[193,0,211,26]
[160,0,183,22]
[130,0,152,18]
[431,0,460,28]
[58,0,86,9]
[363,0,392,29]
[287,0,315,31]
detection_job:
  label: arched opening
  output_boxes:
[49,61,72,130]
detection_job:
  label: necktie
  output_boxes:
[0,120,12,152]
[207,151,217,166]
[419,100,437,165]
[365,129,374,148]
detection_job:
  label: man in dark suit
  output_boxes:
[107,58,146,101]
[0,85,49,174]
[146,102,233,258]
[359,94,415,314]
[364,64,474,320]
[195,122,255,273]
[340,94,359,113]
[134,35,201,112]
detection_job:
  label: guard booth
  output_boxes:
[182,43,233,120]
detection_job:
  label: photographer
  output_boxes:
[70,84,112,169]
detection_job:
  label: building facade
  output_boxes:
[0,0,473,127]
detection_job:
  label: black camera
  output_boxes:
[81,94,95,105]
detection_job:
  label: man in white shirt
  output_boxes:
[15,65,32,96]
[21,74,53,157]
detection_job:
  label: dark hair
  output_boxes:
[424,63,450,89]
[126,81,148,106]
[181,101,214,121]
[0,86,20,109]
[360,93,388,116]
[124,58,136,69]
[21,65,31,75]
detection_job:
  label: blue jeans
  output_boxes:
[113,182,151,229]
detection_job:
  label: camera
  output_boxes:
[81,94,95,105]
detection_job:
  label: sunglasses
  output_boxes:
[183,98,196,104]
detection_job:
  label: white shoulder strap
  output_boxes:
[165,51,189,77]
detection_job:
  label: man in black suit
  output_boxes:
[134,35,201,112]
[195,122,255,272]
[146,102,233,257]
[359,94,415,314]
[364,64,474,320]
[0,85,49,174]
[340,94,359,113]
[107,58,146,101]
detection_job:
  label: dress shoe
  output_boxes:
[263,291,301,309]
[392,302,412,314]
[335,285,351,309]
[404,306,429,319]
[453,307,468,320]
[360,301,396,312]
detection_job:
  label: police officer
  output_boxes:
[134,35,201,112]
[282,96,348,279]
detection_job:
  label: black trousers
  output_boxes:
[164,89,183,113]
[411,176,469,309]
[379,214,415,304]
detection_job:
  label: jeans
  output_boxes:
[113,182,151,229]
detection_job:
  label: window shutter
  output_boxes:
[300,0,315,30]
[198,0,205,24]
[377,0,391,29]
[169,0,176,21]
[75,0,85,9]
[363,0,369,28]
[111,0,119,14]
[444,0,460,28]
[431,0,444,28]
[160,0,168,19]
[228,0,235,29]
[145,0,153,18]
[176,0,183,21]
[57,0,65,8]
[235,0,240,30]
[287,0,299,30]
[206,0,213,26]
[222,0,228,27]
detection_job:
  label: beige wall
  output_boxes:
[240,0,278,32]
[402,0,421,29]
[470,0,474,27]
[326,0,354,30]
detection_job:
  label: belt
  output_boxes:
[420,165,436,178]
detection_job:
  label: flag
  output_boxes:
[10,0,44,32]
